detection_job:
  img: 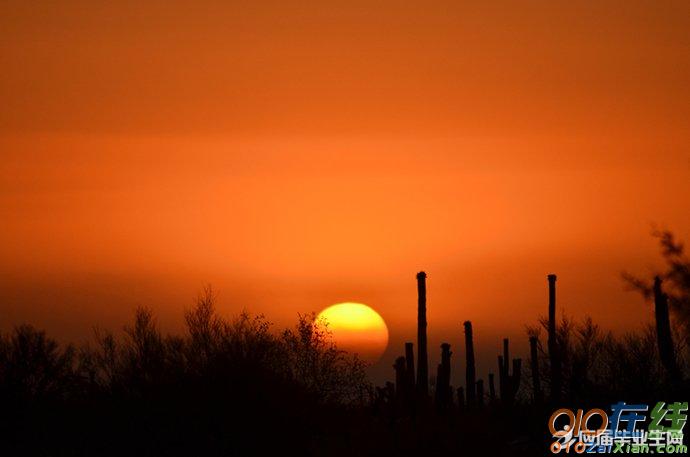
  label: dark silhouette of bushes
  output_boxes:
[0,287,369,456]
[526,316,678,405]
[3,232,690,456]
[0,325,75,401]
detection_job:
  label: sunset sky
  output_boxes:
[1,1,689,381]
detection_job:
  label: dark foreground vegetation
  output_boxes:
[1,231,688,456]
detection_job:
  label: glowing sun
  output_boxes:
[316,302,389,363]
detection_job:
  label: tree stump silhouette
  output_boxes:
[416,272,429,398]
[547,274,561,403]
[464,321,476,407]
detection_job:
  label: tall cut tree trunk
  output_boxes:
[547,274,561,403]
[416,272,429,397]
[464,321,476,406]
[498,339,522,407]
[501,338,509,400]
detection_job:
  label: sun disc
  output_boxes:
[316,302,389,363]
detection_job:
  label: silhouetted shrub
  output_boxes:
[0,324,75,401]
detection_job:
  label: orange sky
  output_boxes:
[1,1,689,381]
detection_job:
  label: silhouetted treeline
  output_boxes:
[1,231,689,456]
[0,287,371,456]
